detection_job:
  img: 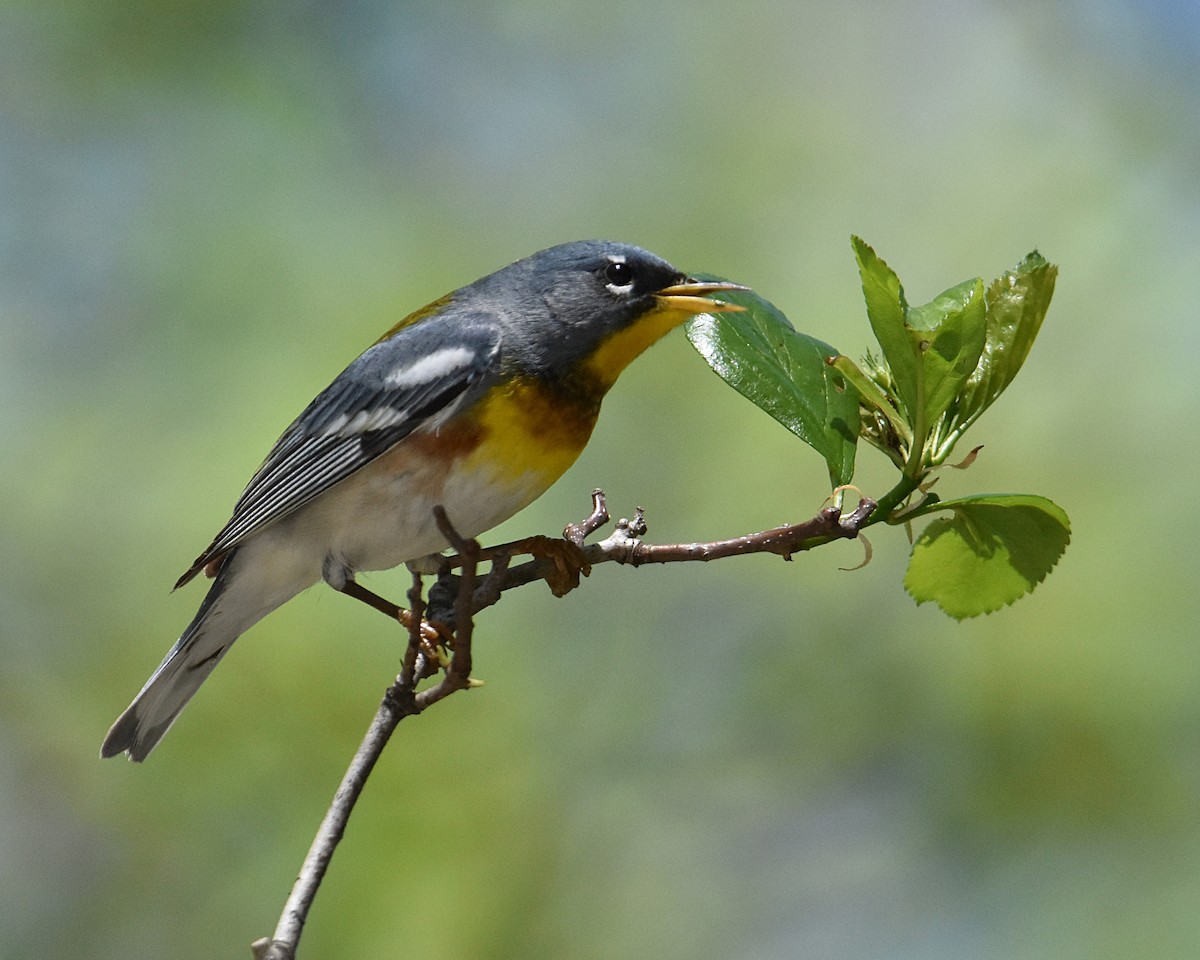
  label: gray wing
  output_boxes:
[176,314,502,587]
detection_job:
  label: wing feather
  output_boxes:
[176,314,502,588]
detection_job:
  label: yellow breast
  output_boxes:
[463,376,599,490]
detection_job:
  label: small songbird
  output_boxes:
[101,240,746,761]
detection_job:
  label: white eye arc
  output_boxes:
[604,256,634,293]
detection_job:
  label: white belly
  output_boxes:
[255,451,553,582]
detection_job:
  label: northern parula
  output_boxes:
[101,239,746,761]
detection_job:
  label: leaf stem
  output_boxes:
[860,474,923,527]
[902,375,927,479]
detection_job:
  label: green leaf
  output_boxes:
[829,354,908,442]
[685,286,858,487]
[956,251,1058,426]
[851,236,918,420]
[828,354,909,468]
[852,238,987,470]
[905,277,987,429]
[903,494,1071,619]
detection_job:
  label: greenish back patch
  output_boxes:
[374,293,456,344]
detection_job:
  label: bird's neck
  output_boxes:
[578,303,692,391]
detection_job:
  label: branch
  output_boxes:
[251,511,483,960]
[251,679,418,960]
[466,491,876,613]
[250,490,875,958]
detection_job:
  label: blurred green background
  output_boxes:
[3,1,1197,957]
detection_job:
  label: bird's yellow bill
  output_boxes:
[655,280,749,314]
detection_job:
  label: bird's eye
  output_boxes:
[604,260,634,289]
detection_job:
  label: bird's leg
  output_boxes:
[323,556,441,645]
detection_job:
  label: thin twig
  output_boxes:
[252,490,877,958]
[399,571,425,689]
[251,677,418,960]
[252,511,483,960]
[467,493,877,614]
[415,507,480,709]
[563,488,610,545]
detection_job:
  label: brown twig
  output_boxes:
[250,671,419,960]
[415,507,480,709]
[563,488,610,545]
[598,501,874,564]
[399,571,426,689]
[467,492,876,614]
[251,509,482,960]
[251,490,876,958]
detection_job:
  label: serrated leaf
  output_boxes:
[903,494,1071,619]
[853,238,988,467]
[685,286,858,487]
[958,251,1058,426]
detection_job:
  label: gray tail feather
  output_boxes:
[100,557,240,762]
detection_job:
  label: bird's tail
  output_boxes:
[101,550,276,761]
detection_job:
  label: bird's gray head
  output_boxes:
[472,240,743,379]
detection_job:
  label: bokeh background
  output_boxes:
[3,1,1197,957]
